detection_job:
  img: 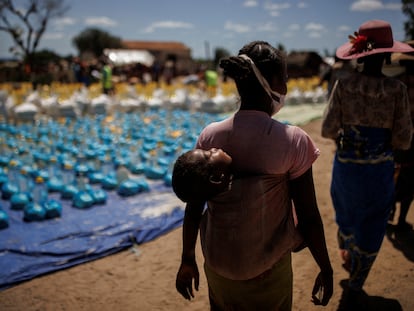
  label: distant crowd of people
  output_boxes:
[0,55,216,94]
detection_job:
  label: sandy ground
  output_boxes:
[1,118,413,311]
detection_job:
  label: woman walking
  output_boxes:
[322,20,413,300]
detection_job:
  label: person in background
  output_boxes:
[321,20,413,303]
[101,61,114,95]
[389,48,414,231]
[205,69,219,97]
[72,57,82,83]
[175,40,333,311]
[327,57,355,97]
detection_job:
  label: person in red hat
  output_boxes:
[388,47,414,231]
[322,20,414,300]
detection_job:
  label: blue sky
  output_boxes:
[0,0,408,60]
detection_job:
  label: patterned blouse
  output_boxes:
[322,72,413,153]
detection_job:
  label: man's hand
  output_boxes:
[311,270,333,306]
[176,260,200,300]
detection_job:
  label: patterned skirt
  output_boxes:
[331,126,395,253]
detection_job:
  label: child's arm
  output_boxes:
[176,200,205,300]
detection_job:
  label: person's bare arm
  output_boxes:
[176,201,205,300]
[290,167,333,306]
[321,80,342,140]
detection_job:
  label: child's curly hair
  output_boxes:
[172,151,215,203]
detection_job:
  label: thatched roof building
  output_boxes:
[287,51,324,78]
[122,41,194,75]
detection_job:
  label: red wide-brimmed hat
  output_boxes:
[336,20,414,60]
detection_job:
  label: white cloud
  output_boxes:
[53,17,76,29]
[264,2,291,16]
[224,21,250,33]
[269,11,280,17]
[288,24,300,31]
[338,25,352,32]
[308,32,322,38]
[264,2,291,10]
[84,16,118,27]
[143,21,193,33]
[43,32,64,40]
[351,0,383,11]
[384,3,402,10]
[305,22,324,32]
[243,0,258,7]
[350,0,400,11]
[297,2,308,9]
[304,23,326,40]
[283,24,300,38]
[283,32,294,38]
[257,22,277,32]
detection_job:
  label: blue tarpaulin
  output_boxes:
[0,181,184,290]
[0,110,226,291]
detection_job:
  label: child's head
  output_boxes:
[172,148,232,203]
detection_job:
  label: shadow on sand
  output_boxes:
[385,224,414,262]
[337,279,402,311]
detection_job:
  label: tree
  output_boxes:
[72,28,123,59]
[276,43,286,52]
[213,47,230,69]
[32,49,61,65]
[0,0,70,70]
[402,0,414,40]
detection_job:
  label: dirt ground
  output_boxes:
[1,118,413,311]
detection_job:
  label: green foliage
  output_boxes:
[213,47,230,69]
[0,0,70,60]
[276,43,286,52]
[402,0,414,40]
[28,49,61,65]
[72,28,123,58]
